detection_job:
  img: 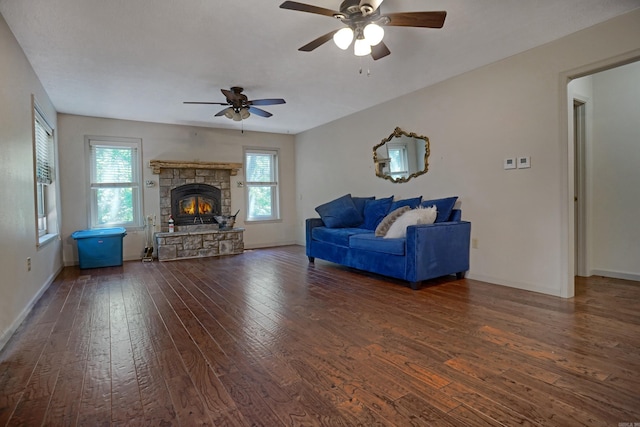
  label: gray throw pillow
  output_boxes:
[374,206,411,237]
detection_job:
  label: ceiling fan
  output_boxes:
[183,87,286,121]
[280,0,446,60]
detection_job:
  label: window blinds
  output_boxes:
[34,112,53,185]
[245,151,276,184]
[89,143,137,185]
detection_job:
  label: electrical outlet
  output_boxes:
[27,257,31,271]
[472,238,478,249]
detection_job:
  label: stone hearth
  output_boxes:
[155,228,243,261]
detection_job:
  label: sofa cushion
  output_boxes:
[421,196,458,222]
[352,196,375,217]
[390,196,422,212]
[349,233,405,256]
[315,194,363,228]
[385,206,437,239]
[360,196,394,230]
[312,227,371,247]
[375,206,411,237]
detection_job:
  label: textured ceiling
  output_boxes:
[1,0,639,134]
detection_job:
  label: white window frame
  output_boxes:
[33,98,58,247]
[244,147,280,222]
[388,143,409,179]
[86,136,143,229]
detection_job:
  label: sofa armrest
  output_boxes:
[305,218,325,260]
[405,221,471,282]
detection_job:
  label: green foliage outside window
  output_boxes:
[92,145,136,226]
[245,151,278,220]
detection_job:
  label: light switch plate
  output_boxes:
[517,156,531,169]
[504,157,516,170]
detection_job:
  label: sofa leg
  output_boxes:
[409,281,420,290]
[308,256,315,263]
[456,271,466,280]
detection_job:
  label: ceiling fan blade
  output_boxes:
[279,1,339,18]
[385,11,447,28]
[371,41,390,60]
[249,98,286,106]
[248,107,273,118]
[214,107,231,117]
[299,30,339,52]
[183,101,228,105]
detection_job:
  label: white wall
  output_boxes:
[58,115,297,265]
[295,10,640,297]
[0,14,62,348]
[590,61,640,280]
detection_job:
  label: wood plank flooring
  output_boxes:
[1,245,639,426]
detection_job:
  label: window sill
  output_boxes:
[38,233,58,249]
[245,219,282,224]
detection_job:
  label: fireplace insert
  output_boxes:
[171,183,221,225]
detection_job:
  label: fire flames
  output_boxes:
[179,197,213,215]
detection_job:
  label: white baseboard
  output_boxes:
[243,241,299,250]
[590,269,640,282]
[0,266,62,351]
[465,273,566,298]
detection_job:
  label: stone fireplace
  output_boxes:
[149,160,244,261]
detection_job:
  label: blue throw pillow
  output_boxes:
[421,196,458,222]
[352,196,375,217]
[390,196,422,212]
[315,194,363,228]
[361,196,394,230]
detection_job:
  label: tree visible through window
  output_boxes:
[87,137,142,228]
[244,149,279,221]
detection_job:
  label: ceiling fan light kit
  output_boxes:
[223,107,250,121]
[280,0,446,60]
[363,23,384,46]
[354,38,371,56]
[333,23,383,54]
[333,27,354,49]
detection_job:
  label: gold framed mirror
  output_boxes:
[373,127,430,183]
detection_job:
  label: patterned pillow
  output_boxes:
[375,206,411,237]
[384,206,437,239]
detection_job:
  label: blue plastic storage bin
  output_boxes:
[71,227,127,269]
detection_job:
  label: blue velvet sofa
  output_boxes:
[306,194,471,290]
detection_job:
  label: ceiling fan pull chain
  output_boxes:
[358,65,371,77]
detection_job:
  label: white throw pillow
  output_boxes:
[383,206,437,239]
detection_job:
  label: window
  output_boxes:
[87,136,142,228]
[388,144,409,179]
[244,148,280,221]
[33,101,56,243]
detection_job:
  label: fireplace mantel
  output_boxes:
[149,160,242,175]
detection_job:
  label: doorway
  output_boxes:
[566,57,640,297]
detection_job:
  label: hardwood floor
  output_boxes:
[1,245,639,426]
